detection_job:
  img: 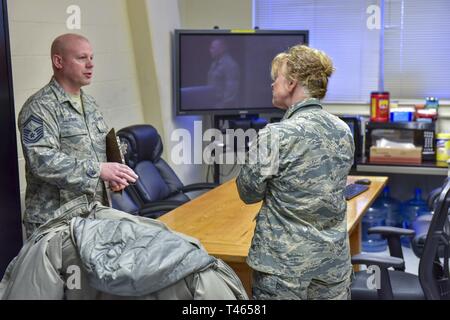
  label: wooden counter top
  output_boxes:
[159,175,388,263]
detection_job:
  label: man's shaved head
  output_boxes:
[50,33,94,94]
[51,33,90,57]
[209,38,228,60]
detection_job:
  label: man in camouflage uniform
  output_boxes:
[207,38,240,108]
[18,34,138,238]
[236,45,355,300]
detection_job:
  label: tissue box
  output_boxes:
[370,146,422,164]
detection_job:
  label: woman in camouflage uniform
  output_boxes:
[236,45,355,300]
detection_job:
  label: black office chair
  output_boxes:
[109,185,186,219]
[411,185,450,258]
[351,177,450,300]
[114,124,218,217]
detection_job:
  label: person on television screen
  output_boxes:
[207,38,240,108]
[18,33,138,238]
[236,45,355,300]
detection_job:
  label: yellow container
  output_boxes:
[436,133,450,162]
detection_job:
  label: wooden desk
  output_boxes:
[159,175,388,295]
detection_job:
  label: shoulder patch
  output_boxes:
[23,115,44,144]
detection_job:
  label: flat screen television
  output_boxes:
[173,29,309,115]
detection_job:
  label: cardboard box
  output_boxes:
[370,146,423,164]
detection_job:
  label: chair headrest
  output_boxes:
[117,124,163,168]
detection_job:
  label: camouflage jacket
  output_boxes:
[18,78,108,225]
[236,98,355,281]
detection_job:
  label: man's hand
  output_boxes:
[109,180,127,192]
[100,162,138,186]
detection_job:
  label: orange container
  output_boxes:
[370,92,390,122]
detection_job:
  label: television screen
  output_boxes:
[174,29,309,115]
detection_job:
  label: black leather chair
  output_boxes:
[351,177,450,300]
[112,124,218,218]
[109,185,186,219]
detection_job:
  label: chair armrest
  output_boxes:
[351,253,404,300]
[351,253,405,270]
[181,183,219,193]
[368,226,415,270]
[368,226,415,237]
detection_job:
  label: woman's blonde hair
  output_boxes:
[271,45,334,99]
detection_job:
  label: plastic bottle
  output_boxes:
[425,97,439,110]
[436,133,450,162]
[379,186,402,228]
[401,188,430,247]
[362,201,388,252]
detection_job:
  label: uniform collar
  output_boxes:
[49,77,87,115]
[282,97,323,120]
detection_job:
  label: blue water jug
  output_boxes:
[401,188,429,247]
[362,203,387,252]
[379,186,402,228]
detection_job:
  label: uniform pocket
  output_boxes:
[96,121,108,133]
[60,125,89,154]
[60,125,88,138]
[94,121,108,149]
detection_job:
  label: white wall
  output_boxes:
[7,0,145,213]
[142,0,207,185]
[179,0,253,29]
[125,0,165,141]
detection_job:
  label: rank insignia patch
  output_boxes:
[23,115,44,144]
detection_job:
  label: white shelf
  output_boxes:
[357,164,448,176]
